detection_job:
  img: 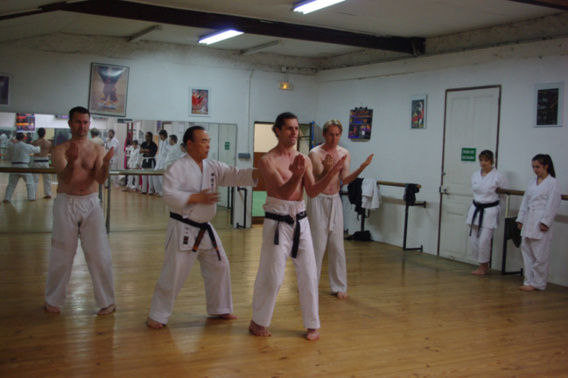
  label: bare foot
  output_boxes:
[336,292,348,299]
[306,328,320,341]
[249,320,271,337]
[519,285,536,291]
[44,301,60,313]
[97,303,116,315]
[212,313,237,320]
[146,317,165,329]
[471,263,489,276]
[43,195,52,199]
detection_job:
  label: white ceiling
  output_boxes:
[0,0,566,59]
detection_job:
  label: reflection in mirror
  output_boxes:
[0,112,238,234]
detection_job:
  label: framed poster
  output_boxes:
[0,74,11,107]
[411,94,427,129]
[534,82,563,128]
[16,113,35,132]
[190,88,210,116]
[348,107,373,140]
[88,63,130,117]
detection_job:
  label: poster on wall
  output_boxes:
[534,82,564,127]
[348,107,373,140]
[411,94,427,129]
[88,63,130,117]
[0,74,11,107]
[16,113,35,132]
[190,88,210,116]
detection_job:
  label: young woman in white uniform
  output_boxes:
[516,154,561,291]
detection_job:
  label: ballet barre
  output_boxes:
[375,181,426,252]
[496,188,568,276]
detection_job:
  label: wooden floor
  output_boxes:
[2,175,568,377]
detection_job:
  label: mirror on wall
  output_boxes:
[0,112,238,234]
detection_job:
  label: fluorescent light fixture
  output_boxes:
[293,0,345,14]
[198,29,243,45]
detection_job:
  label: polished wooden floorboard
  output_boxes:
[1,176,568,377]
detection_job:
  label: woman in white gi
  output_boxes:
[516,154,561,291]
[125,140,142,191]
[147,126,257,329]
[465,150,508,275]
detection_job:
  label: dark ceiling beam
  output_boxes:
[34,0,424,55]
[508,0,568,11]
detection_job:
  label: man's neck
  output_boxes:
[321,143,337,152]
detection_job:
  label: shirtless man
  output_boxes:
[32,127,53,199]
[307,120,373,299]
[249,112,346,341]
[44,106,116,316]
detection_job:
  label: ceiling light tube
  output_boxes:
[198,29,243,45]
[293,0,345,14]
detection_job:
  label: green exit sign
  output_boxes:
[461,148,476,162]
[224,141,230,150]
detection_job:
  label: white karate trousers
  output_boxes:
[307,193,347,293]
[32,160,51,197]
[469,225,494,264]
[251,197,320,330]
[45,193,115,308]
[521,235,553,290]
[148,218,233,324]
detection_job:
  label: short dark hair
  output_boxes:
[183,126,205,145]
[159,129,168,138]
[37,127,46,138]
[132,139,138,145]
[16,132,25,141]
[146,131,153,139]
[108,129,115,136]
[170,134,178,143]
[69,106,90,119]
[272,112,297,137]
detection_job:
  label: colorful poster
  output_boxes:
[349,107,372,140]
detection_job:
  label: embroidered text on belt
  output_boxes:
[265,211,307,258]
[469,200,500,237]
[170,212,221,261]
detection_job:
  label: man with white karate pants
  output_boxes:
[249,112,346,341]
[44,106,116,316]
[307,119,373,299]
[147,126,258,329]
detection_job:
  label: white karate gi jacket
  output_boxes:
[516,176,561,239]
[163,154,256,248]
[104,136,120,163]
[164,144,183,168]
[8,140,40,163]
[466,168,508,229]
[155,139,170,170]
[127,147,142,169]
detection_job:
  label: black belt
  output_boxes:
[265,211,307,258]
[34,159,49,162]
[12,162,28,165]
[169,212,220,261]
[469,200,500,237]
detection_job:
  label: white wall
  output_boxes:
[1,33,566,286]
[0,35,318,228]
[316,38,568,287]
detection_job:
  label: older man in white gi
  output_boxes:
[249,112,346,341]
[147,126,258,329]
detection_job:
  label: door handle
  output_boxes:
[439,186,449,195]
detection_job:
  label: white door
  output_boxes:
[438,86,501,263]
[217,123,237,208]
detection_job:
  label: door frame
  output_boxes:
[436,85,502,256]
